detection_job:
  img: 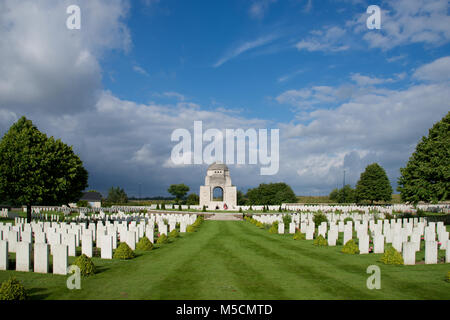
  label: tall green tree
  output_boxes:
[398,112,450,204]
[0,116,88,222]
[355,163,392,204]
[106,186,128,204]
[168,184,189,203]
[246,182,297,205]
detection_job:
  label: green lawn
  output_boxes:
[0,220,449,299]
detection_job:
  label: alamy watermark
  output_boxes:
[67,265,81,290]
[366,265,381,290]
[170,121,279,175]
[367,5,381,30]
[66,5,81,30]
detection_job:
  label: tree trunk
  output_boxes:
[27,203,32,223]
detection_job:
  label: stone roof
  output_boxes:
[207,162,229,171]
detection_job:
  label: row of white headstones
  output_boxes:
[25,203,450,215]
[254,213,450,265]
[0,213,198,275]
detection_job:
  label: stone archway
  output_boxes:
[212,186,223,201]
[199,162,237,210]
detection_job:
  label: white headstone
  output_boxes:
[7,231,18,252]
[34,243,49,273]
[278,223,285,234]
[425,241,438,265]
[0,241,8,270]
[126,231,136,250]
[15,242,31,272]
[392,234,403,253]
[343,229,352,245]
[446,240,450,263]
[403,242,416,265]
[82,234,93,258]
[101,235,113,260]
[374,235,385,254]
[53,244,68,275]
[63,233,76,257]
[358,236,369,254]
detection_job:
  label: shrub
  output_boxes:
[342,239,359,254]
[113,242,135,259]
[269,221,279,234]
[156,203,160,210]
[0,277,27,300]
[169,229,180,238]
[313,212,328,226]
[381,246,404,265]
[156,233,169,244]
[255,221,264,228]
[74,254,96,277]
[186,225,196,232]
[202,205,206,212]
[446,271,450,283]
[136,237,153,251]
[239,207,243,213]
[293,231,306,240]
[313,235,328,246]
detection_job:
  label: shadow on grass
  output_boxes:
[27,287,51,300]
[94,265,109,274]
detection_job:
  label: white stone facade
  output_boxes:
[199,162,237,210]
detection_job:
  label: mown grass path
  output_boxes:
[0,221,449,299]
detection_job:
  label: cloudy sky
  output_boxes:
[0,0,449,197]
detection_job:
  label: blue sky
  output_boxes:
[0,0,449,198]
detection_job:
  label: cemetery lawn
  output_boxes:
[1,221,449,300]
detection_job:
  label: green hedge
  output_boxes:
[269,221,279,234]
[156,233,169,244]
[341,239,359,254]
[169,229,180,238]
[136,237,154,251]
[293,231,306,240]
[0,277,27,300]
[313,235,328,246]
[113,242,135,259]
[381,246,404,265]
[74,254,96,277]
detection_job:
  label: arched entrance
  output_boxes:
[212,187,223,201]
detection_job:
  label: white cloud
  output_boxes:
[275,58,450,192]
[214,35,278,67]
[295,26,349,52]
[276,85,353,110]
[133,65,149,76]
[413,56,450,82]
[349,0,450,50]
[350,72,406,86]
[0,0,130,115]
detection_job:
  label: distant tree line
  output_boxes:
[329,163,392,204]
